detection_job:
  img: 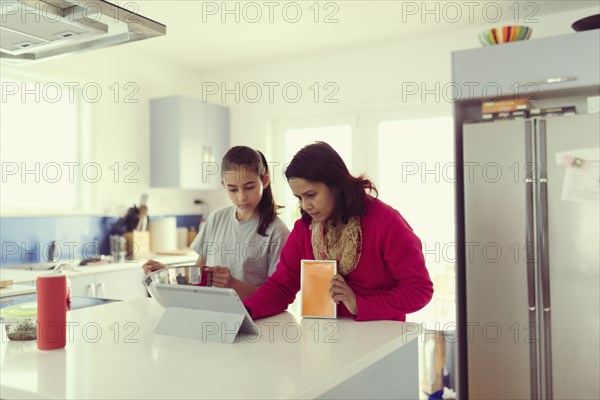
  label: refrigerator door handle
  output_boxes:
[537,121,552,311]
[525,120,539,400]
[517,76,577,87]
[536,119,553,399]
[525,120,537,311]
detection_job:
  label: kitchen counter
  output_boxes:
[0,270,40,286]
[0,254,198,285]
[0,298,421,399]
[0,285,37,298]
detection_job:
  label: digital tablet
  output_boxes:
[151,284,259,335]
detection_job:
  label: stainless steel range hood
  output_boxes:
[0,0,165,64]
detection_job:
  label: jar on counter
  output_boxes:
[1,302,38,341]
[110,235,127,263]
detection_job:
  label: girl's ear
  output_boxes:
[262,174,270,189]
[221,179,226,188]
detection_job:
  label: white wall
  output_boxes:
[3,6,596,217]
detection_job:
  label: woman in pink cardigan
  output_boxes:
[243,142,433,321]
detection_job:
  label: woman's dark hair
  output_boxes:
[221,146,278,236]
[284,141,377,224]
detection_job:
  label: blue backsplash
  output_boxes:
[0,214,202,265]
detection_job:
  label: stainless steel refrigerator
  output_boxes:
[462,113,599,399]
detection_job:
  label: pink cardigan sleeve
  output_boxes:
[243,220,305,319]
[353,208,434,321]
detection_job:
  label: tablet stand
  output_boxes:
[154,307,246,344]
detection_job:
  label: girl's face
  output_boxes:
[222,166,269,221]
[288,178,336,223]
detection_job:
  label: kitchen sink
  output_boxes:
[23,263,58,271]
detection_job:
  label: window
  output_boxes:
[282,125,352,226]
[0,76,83,213]
[378,116,456,326]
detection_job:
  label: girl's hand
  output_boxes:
[142,259,166,275]
[329,274,357,316]
[204,266,236,288]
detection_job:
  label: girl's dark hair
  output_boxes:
[221,146,278,236]
[284,141,377,224]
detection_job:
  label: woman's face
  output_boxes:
[288,178,336,223]
[222,166,269,220]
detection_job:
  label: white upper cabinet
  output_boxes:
[150,96,230,190]
[452,30,600,101]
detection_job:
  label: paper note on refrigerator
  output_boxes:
[301,260,337,318]
[555,148,599,203]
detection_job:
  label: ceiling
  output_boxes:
[124,0,597,73]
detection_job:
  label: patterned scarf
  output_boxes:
[311,216,362,275]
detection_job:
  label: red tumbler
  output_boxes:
[37,273,68,350]
[199,268,210,286]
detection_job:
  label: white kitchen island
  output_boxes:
[0,298,421,399]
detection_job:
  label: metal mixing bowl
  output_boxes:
[142,265,208,307]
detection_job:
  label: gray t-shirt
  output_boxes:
[190,206,290,287]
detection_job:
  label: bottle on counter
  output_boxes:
[110,235,127,263]
[177,227,189,249]
[37,273,68,350]
[187,226,198,247]
[47,240,58,263]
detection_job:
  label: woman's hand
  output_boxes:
[142,259,166,275]
[330,274,357,316]
[204,266,236,288]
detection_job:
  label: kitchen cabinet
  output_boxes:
[452,30,599,100]
[69,273,96,298]
[150,96,230,190]
[69,268,147,300]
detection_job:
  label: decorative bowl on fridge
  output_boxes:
[479,26,532,46]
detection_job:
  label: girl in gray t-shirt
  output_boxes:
[143,146,289,300]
